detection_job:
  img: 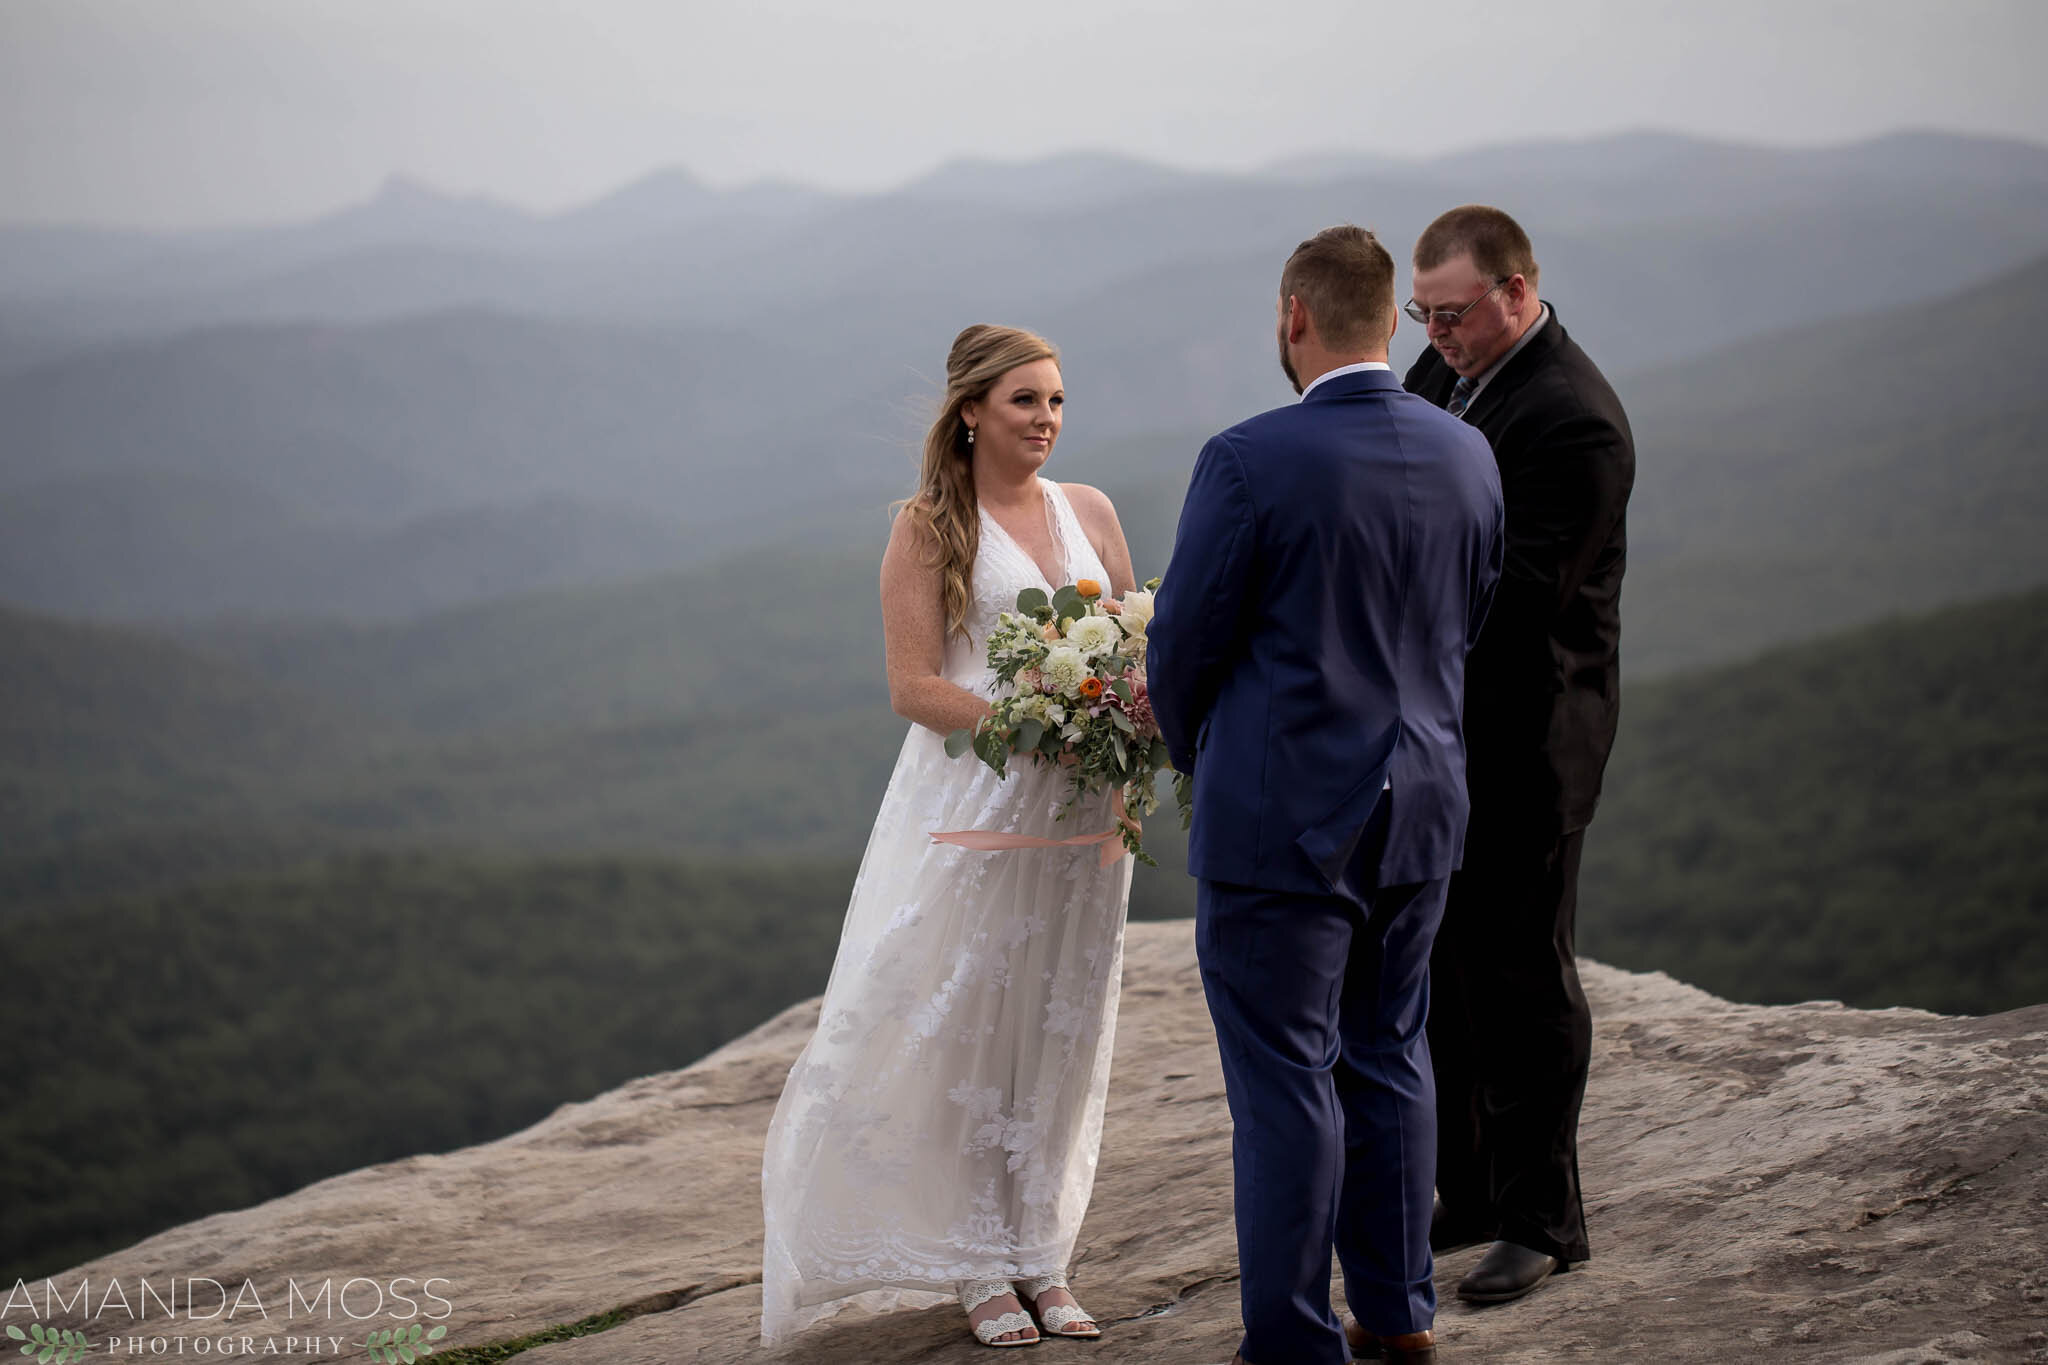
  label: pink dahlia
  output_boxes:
[1120,674,1158,739]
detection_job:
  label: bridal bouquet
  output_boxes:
[943,576,1190,865]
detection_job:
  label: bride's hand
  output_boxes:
[1099,599,1122,615]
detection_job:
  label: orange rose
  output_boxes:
[1079,676,1105,700]
[1075,579,1102,599]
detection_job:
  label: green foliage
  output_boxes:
[1581,586,2048,1016]
[0,851,854,1291]
[415,1303,633,1365]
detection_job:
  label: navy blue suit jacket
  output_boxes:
[1148,368,1505,895]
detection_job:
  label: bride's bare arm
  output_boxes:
[1059,483,1138,597]
[880,505,996,737]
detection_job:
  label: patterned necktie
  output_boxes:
[1447,375,1478,418]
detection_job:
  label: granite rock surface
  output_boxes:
[19,920,2048,1363]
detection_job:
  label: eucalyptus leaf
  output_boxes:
[1109,709,1134,735]
[944,729,972,759]
[1017,718,1044,751]
[1015,587,1049,615]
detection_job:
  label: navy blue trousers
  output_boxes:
[1196,874,1448,1365]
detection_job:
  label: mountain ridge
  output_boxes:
[4,239,2042,625]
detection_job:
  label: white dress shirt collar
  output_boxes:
[1300,359,1392,401]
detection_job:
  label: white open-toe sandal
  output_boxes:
[959,1279,1040,1348]
[1017,1271,1102,1339]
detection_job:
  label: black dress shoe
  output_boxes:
[1456,1240,1558,1304]
[1429,1197,1485,1254]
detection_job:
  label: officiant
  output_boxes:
[1402,205,1635,1307]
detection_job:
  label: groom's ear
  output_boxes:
[1282,294,1310,345]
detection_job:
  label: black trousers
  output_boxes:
[1427,822,1592,1263]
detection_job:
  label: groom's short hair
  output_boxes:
[1414,205,1540,289]
[1280,225,1396,351]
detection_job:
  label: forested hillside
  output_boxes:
[0,852,857,1289]
[5,586,2041,1294]
[1580,587,2048,1015]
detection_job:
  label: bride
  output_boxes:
[760,324,1139,1349]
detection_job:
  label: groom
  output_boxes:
[1149,225,1504,1365]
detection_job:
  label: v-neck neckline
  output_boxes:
[982,479,1068,589]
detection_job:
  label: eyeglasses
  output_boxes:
[1403,279,1507,328]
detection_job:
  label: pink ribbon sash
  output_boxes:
[931,790,1138,868]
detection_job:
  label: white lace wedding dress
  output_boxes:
[760,479,1135,1345]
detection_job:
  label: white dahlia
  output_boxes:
[1065,614,1123,657]
[1040,645,1089,697]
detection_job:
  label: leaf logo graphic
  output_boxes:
[6,1323,91,1364]
[363,1322,449,1362]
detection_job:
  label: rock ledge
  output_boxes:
[19,921,2048,1363]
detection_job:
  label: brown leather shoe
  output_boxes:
[1344,1321,1438,1363]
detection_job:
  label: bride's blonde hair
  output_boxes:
[898,324,1061,639]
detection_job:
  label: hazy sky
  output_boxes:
[3,0,2045,229]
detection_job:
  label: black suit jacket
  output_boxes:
[1404,305,1634,836]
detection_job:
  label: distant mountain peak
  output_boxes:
[894,148,1193,209]
[560,165,712,220]
[331,175,535,232]
[615,165,709,194]
[923,147,1169,176]
[365,174,515,213]
[373,173,443,204]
